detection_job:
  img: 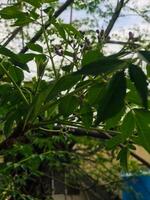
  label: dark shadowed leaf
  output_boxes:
[106,134,122,150]
[47,74,81,100]
[139,51,150,63]
[75,54,129,76]
[134,109,150,152]
[80,103,93,127]
[59,95,79,117]
[4,111,16,137]
[95,71,126,125]
[146,65,150,77]
[87,83,106,106]
[117,148,129,171]
[105,107,125,129]
[129,64,148,109]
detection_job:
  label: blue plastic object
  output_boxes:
[122,175,150,200]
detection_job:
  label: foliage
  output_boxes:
[0,0,150,199]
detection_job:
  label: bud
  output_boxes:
[100,29,104,37]
[96,29,99,34]
[129,31,134,40]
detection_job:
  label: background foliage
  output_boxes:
[0,0,150,199]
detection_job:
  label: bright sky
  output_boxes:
[0,0,150,79]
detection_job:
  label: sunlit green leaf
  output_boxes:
[0,45,29,71]
[82,49,103,66]
[27,43,43,53]
[0,6,26,19]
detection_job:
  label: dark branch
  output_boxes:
[20,0,74,53]
[2,27,22,47]
[104,0,125,38]
[0,124,150,168]
[39,126,150,168]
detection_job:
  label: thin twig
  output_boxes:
[35,124,150,168]
[40,9,58,79]
[2,27,22,47]
[20,0,74,54]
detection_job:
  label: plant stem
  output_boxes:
[41,80,92,112]
[40,9,58,79]
[20,0,74,54]
[0,60,29,105]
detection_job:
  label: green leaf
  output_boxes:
[134,109,150,152]
[139,51,150,64]
[82,49,103,66]
[0,45,29,71]
[24,88,51,124]
[53,22,66,40]
[80,103,93,127]
[120,111,135,141]
[129,64,148,109]
[75,54,129,76]
[146,65,150,77]
[35,54,47,77]
[63,24,82,38]
[95,71,126,125]
[23,0,42,8]
[126,79,142,106]
[106,134,122,150]
[87,83,106,106]
[0,6,26,19]
[47,74,81,100]
[19,53,36,63]
[105,107,125,129]
[24,74,80,123]
[4,111,15,137]
[62,64,74,72]
[27,43,43,53]
[59,95,79,117]
[117,148,129,171]
[8,65,24,85]
[13,16,34,26]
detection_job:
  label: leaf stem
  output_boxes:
[0,60,29,105]
[40,9,58,79]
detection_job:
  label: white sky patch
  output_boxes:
[0,0,150,80]
[129,0,150,9]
